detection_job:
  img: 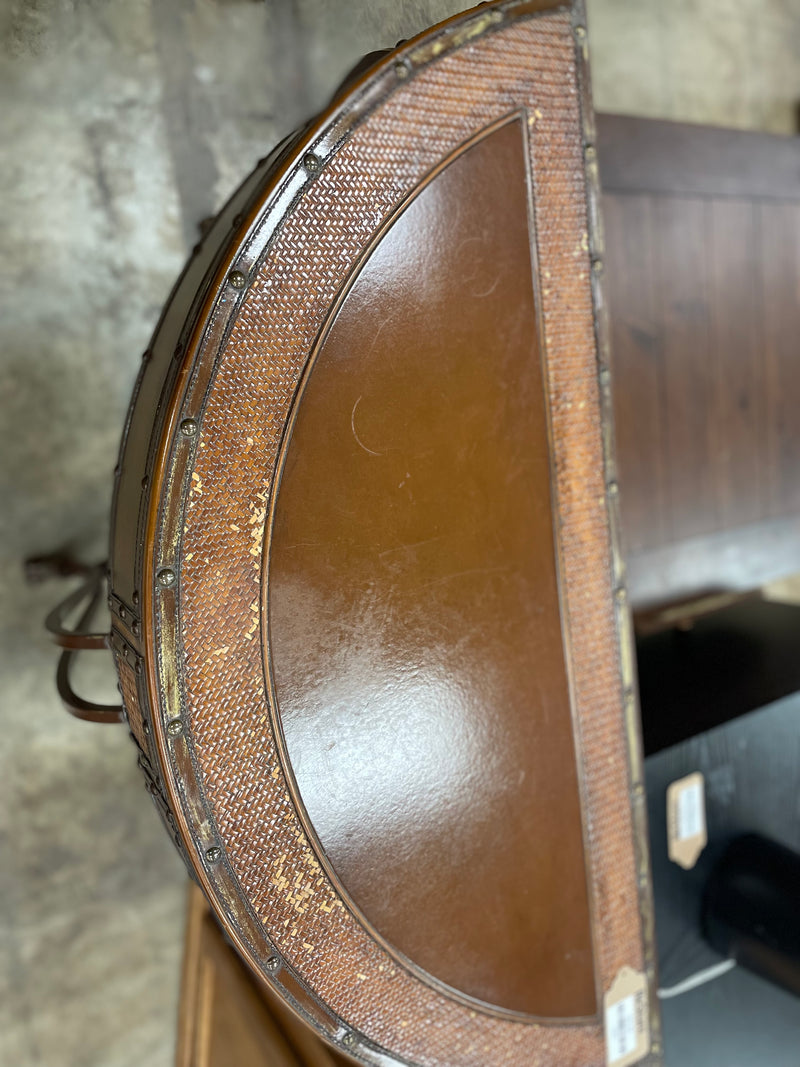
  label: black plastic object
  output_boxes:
[703,833,800,998]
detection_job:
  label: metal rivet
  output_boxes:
[228,269,246,290]
[180,418,198,437]
[394,60,410,80]
[135,659,143,675]
[615,587,627,603]
[266,955,280,973]
[132,620,141,637]
[599,366,610,387]
[592,258,604,275]
[574,24,587,40]
[608,480,619,496]
[141,475,149,490]
[157,567,176,588]
[342,1033,357,1049]
[303,151,321,174]
[119,606,127,620]
[205,845,222,864]
[489,8,503,22]
[584,144,597,161]
[132,591,139,606]
[167,719,183,738]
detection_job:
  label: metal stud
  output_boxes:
[157,567,176,588]
[574,24,587,41]
[303,151,321,174]
[132,591,139,607]
[394,59,410,80]
[205,845,222,864]
[608,480,619,496]
[265,955,280,973]
[584,144,597,162]
[141,475,149,490]
[119,606,127,620]
[615,587,627,604]
[228,269,246,290]
[167,719,184,738]
[592,257,604,275]
[488,8,503,22]
[180,418,198,437]
[342,1033,357,1050]
[599,366,610,388]
[132,620,141,637]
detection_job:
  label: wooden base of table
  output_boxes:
[177,883,354,1067]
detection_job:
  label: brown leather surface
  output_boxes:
[269,118,595,1017]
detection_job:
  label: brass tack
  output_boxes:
[592,258,604,275]
[303,151,321,174]
[180,418,198,437]
[265,955,280,973]
[157,567,176,588]
[394,60,410,80]
[167,719,183,738]
[342,1033,357,1049]
[574,25,587,40]
[228,269,246,290]
[205,846,222,864]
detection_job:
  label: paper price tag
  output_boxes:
[667,772,707,870]
[604,967,650,1067]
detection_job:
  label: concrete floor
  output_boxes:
[1,1,799,1065]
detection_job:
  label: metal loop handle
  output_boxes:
[45,562,125,724]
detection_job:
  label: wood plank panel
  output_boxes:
[600,117,800,606]
[597,114,800,201]
[604,192,668,553]
[653,195,719,542]
[706,198,764,529]
[758,201,800,520]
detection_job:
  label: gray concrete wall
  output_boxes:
[1,2,798,1065]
